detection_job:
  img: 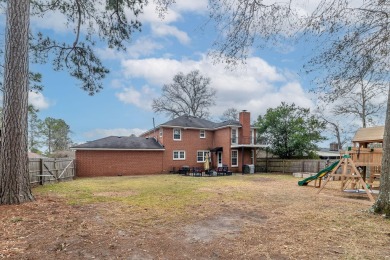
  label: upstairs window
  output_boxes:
[173,128,181,140]
[250,129,254,144]
[200,130,206,138]
[231,128,238,144]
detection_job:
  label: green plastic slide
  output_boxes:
[298,160,340,186]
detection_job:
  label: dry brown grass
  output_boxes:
[1,174,390,259]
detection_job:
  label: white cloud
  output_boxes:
[29,92,50,110]
[139,2,181,24]
[115,85,157,110]
[151,24,190,45]
[30,10,70,33]
[96,37,164,60]
[173,0,208,13]
[83,128,147,139]
[119,55,314,117]
[126,38,164,58]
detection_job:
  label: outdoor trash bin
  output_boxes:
[242,164,250,174]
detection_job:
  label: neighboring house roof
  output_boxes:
[316,149,340,159]
[72,136,165,150]
[28,152,47,158]
[352,126,384,144]
[50,150,76,158]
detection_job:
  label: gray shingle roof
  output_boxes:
[72,136,164,150]
[160,115,217,128]
[160,115,241,129]
[214,120,241,128]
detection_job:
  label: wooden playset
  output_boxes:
[299,126,384,202]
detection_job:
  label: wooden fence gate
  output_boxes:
[29,158,75,185]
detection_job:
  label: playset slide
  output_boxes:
[298,160,340,186]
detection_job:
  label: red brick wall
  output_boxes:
[239,111,251,144]
[213,127,232,169]
[75,150,164,177]
[160,128,214,173]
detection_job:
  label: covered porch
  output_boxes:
[231,144,268,173]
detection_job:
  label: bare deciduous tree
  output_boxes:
[152,70,216,119]
[220,107,239,121]
[315,106,354,150]
[207,0,390,215]
[330,73,387,128]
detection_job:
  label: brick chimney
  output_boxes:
[239,110,251,144]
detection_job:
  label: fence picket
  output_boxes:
[256,158,330,173]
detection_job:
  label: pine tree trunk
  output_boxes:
[0,0,34,204]
[373,86,390,215]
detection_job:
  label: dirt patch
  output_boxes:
[184,209,267,243]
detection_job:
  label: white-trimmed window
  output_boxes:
[197,150,210,162]
[173,150,185,160]
[200,130,206,138]
[173,128,181,140]
[231,128,238,144]
[231,150,238,167]
[250,129,254,144]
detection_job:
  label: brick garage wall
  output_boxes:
[75,150,164,177]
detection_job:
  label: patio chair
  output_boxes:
[216,165,232,176]
[178,166,190,175]
[223,165,233,176]
[192,167,203,177]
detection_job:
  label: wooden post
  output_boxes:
[317,161,321,173]
[39,158,44,185]
[54,160,58,179]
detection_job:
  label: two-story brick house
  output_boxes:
[73,110,266,177]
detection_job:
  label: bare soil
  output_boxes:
[1,174,390,259]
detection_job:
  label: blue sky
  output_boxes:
[3,1,356,145]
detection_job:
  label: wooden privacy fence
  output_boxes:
[256,158,334,174]
[29,158,75,185]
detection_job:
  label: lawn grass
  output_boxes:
[6,173,389,259]
[34,175,262,218]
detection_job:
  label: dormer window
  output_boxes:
[173,128,181,140]
[231,128,238,144]
[200,130,206,138]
